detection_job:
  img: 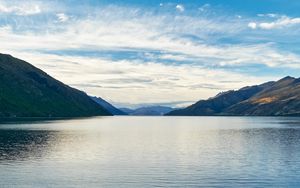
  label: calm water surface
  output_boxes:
[0,116,300,187]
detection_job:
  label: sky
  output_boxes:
[1,0,300,108]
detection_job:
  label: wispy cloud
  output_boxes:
[0,1,41,15]
[198,3,210,12]
[257,13,279,18]
[249,16,300,30]
[2,6,298,69]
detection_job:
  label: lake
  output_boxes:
[0,116,300,187]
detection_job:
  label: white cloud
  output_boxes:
[176,4,184,12]
[260,16,300,29]
[56,13,69,22]
[0,2,41,15]
[257,13,278,18]
[249,16,300,30]
[0,25,11,33]
[159,54,190,61]
[248,22,257,29]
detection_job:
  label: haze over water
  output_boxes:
[0,116,300,187]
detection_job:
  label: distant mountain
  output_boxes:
[119,108,135,114]
[121,106,174,116]
[166,76,300,116]
[0,53,111,118]
[91,96,127,115]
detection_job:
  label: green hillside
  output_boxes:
[0,53,111,118]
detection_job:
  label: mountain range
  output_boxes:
[0,53,111,118]
[166,76,300,116]
[120,106,174,116]
[90,96,127,115]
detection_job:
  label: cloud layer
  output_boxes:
[0,1,300,107]
[0,1,41,15]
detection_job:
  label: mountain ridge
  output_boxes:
[166,76,300,116]
[91,96,127,115]
[121,106,174,116]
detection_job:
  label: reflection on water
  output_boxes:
[0,130,57,161]
[0,117,300,187]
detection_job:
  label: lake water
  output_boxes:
[0,116,300,187]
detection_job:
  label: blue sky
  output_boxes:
[1,0,300,108]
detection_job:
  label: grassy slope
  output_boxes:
[225,77,300,116]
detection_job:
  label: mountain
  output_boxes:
[166,82,272,116]
[90,96,127,115]
[0,53,111,118]
[225,76,300,116]
[166,76,300,116]
[119,108,135,114]
[123,106,174,116]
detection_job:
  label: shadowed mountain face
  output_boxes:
[167,76,300,116]
[90,96,127,115]
[0,53,111,118]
